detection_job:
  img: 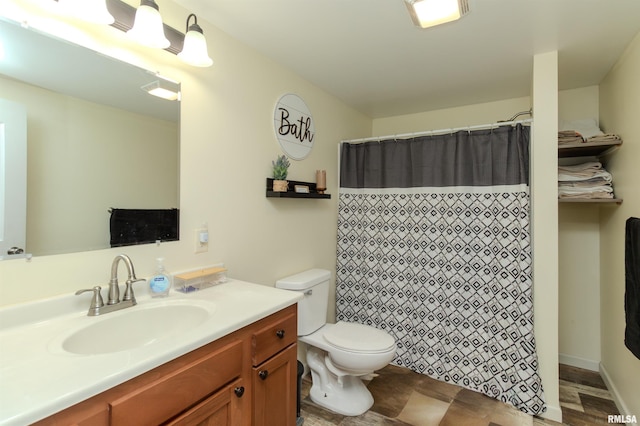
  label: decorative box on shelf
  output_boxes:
[266,178,331,199]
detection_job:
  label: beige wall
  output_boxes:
[557,86,601,369]
[0,76,178,256]
[0,1,371,310]
[531,50,561,422]
[598,31,640,417]
[372,96,531,135]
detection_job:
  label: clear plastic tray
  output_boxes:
[174,267,227,293]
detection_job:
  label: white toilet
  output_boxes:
[276,269,396,416]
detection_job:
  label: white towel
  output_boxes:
[559,118,604,140]
[558,162,602,173]
[559,192,614,199]
[559,178,612,187]
[586,133,622,143]
[558,185,613,195]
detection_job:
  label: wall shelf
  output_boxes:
[559,198,623,205]
[558,138,623,204]
[266,178,331,199]
[558,139,622,158]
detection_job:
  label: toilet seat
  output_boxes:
[323,321,395,354]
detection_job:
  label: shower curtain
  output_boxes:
[335,124,545,414]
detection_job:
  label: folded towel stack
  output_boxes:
[558,118,622,145]
[585,133,622,144]
[558,161,614,199]
[558,130,583,145]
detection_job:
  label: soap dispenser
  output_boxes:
[150,257,172,297]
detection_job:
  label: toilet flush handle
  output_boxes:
[304,289,313,296]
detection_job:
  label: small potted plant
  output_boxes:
[272,154,290,192]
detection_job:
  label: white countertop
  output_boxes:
[0,279,302,425]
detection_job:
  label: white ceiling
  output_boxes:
[172,0,640,118]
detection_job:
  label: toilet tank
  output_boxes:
[275,269,330,336]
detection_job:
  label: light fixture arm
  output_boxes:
[185,13,204,34]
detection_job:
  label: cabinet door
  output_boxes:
[165,379,245,426]
[252,344,297,426]
[110,340,243,425]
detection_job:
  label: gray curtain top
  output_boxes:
[340,124,530,189]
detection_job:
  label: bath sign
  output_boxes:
[273,93,315,160]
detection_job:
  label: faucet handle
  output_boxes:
[75,286,104,313]
[122,278,146,304]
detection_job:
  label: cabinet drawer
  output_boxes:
[110,339,243,425]
[252,311,296,366]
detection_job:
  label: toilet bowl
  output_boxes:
[275,269,397,416]
[301,322,396,375]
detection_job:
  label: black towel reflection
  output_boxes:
[110,208,179,248]
[625,217,640,360]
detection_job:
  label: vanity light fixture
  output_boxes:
[58,0,115,24]
[404,0,469,29]
[126,0,170,49]
[177,14,213,67]
[141,79,180,101]
[52,0,212,66]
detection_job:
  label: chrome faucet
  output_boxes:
[108,254,145,304]
[76,254,146,316]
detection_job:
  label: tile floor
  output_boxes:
[299,364,622,426]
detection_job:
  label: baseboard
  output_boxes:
[600,363,633,418]
[539,404,563,423]
[558,353,600,371]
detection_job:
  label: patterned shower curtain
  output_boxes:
[335,124,545,415]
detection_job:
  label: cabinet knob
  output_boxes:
[276,329,285,339]
[234,386,245,397]
[258,370,269,380]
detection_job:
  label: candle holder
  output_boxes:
[316,170,326,194]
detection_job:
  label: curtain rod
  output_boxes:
[341,118,533,144]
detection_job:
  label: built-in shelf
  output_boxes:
[266,178,331,199]
[559,198,623,205]
[558,138,623,204]
[558,139,622,158]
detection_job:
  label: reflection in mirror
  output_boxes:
[0,18,180,259]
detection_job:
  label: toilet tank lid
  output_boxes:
[275,269,331,290]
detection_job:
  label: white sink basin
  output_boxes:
[58,301,216,355]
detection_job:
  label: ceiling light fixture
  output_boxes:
[126,0,170,49]
[404,0,469,29]
[177,14,213,67]
[141,79,180,101]
[58,0,115,25]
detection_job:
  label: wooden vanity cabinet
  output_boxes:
[34,305,297,426]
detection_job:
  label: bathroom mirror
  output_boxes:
[0,19,180,259]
